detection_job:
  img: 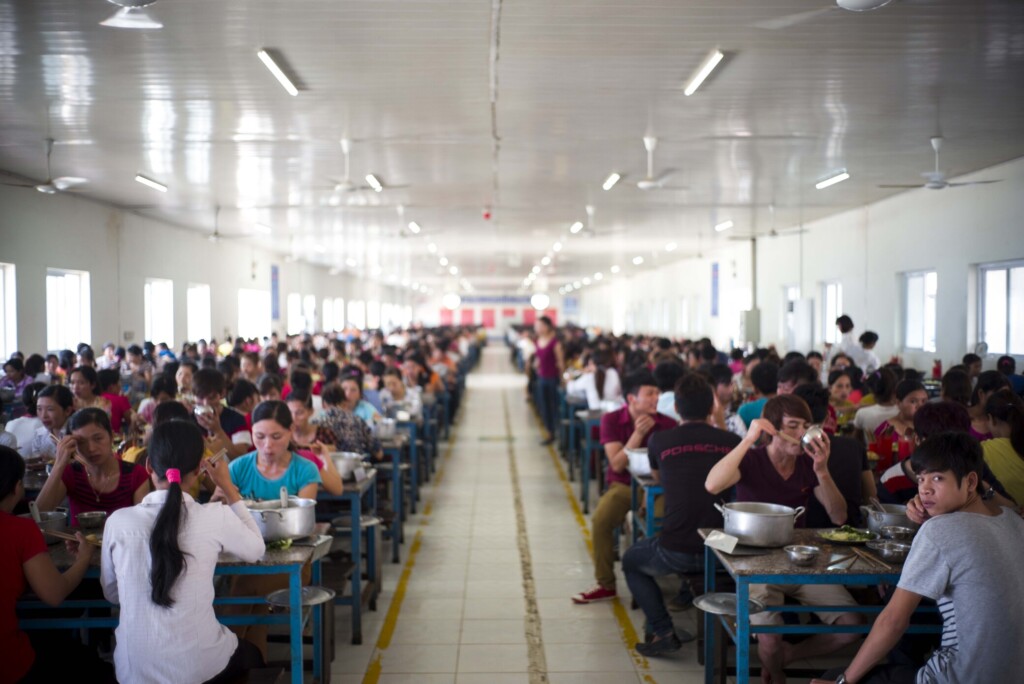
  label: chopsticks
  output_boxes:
[851,546,893,571]
[44,529,103,547]
[776,432,802,446]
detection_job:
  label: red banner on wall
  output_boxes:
[440,308,453,326]
[502,308,516,318]
[460,308,475,325]
[481,308,495,328]
[523,308,536,325]
[544,309,558,325]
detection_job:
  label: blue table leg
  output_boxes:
[312,559,323,682]
[581,427,591,514]
[568,412,578,482]
[645,487,657,538]
[350,491,363,644]
[704,546,716,684]
[737,579,750,684]
[289,566,302,684]
[630,479,640,542]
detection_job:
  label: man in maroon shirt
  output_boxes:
[572,370,678,604]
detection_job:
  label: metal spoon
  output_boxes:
[279,486,289,509]
[29,500,42,523]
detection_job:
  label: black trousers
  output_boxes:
[203,637,265,684]
[820,665,919,684]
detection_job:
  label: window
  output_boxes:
[322,297,334,333]
[366,300,381,329]
[980,260,1024,355]
[904,271,937,352]
[333,298,345,331]
[46,268,91,351]
[302,294,316,332]
[348,300,366,330]
[144,278,174,347]
[286,293,303,335]
[0,263,15,360]
[186,283,211,343]
[821,281,843,345]
[238,289,271,340]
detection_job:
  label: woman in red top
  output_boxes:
[534,316,564,445]
[0,446,94,684]
[34,408,150,525]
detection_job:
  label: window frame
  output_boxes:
[46,267,91,352]
[0,263,15,360]
[979,259,1024,357]
[903,270,937,353]
[820,280,843,345]
[186,283,212,344]
[144,277,175,348]
[237,288,271,341]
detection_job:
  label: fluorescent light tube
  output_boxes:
[449,266,458,275]
[100,7,163,29]
[439,257,449,266]
[365,174,383,192]
[684,48,724,96]
[570,221,583,234]
[816,170,850,190]
[610,265,620,274]
[408,221,421,234]
[715,220,734,232]
[594,273,603,280]
[134,174,167,192]
[257,49,299,97]
[427,242,437,253]
[553,242,562,252]
[541,256,551,266]
[602,172,621,191]
[632,256,644,265]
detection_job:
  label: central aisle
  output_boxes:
[331,346,703,684]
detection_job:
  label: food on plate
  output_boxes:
[819,525,876,543]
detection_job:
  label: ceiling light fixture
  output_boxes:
[254,223,271,235]
[449,266,458,275]
[582,277,591,285]
[134,174,167,193]
[531,265,541,274]
[530,293,551,311]
[256,49,299,97]
[684,48,725,96]
[427,242,437,253]
[602,172,621,191]
[100,4,163,30]
[594,272,603,280]
[665,242,677,251]
[632,256,644,265]
[365,174,383,192]
[610,265,621,274]
[439,257,449,266]
[442,292,462,310]
[314,244,326,253]
[541,256,551,266]
[815,169,850,190]
[570,221,583,234]
[715,219,734,232]
[408,221,421,234]
[553,242,563,252]
[573,281,582,288]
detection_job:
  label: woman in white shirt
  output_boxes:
[101,419,266,684]
[5,382,46,451]
[566,350,623,410]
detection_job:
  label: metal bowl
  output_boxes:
[867,540,912,562]
[784,544,821,566]
[880,525,916,542]
[77,511,107,529]
[19,510,67,545]
[801,425,826,448]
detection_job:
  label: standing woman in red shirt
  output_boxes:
[34,408,150,525]
[534,316,564,445]
[0,446,94,684]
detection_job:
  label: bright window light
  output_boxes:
[46,268,91,352]
[0,263,15,360]
[186,283,211,343]
[287,293,304,335]
[237,289,271,340]
[367,300,381,329]
[904,271,937,352]
[348,300,366,329]
[333,298,346,331]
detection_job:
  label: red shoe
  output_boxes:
[571,585,617,604]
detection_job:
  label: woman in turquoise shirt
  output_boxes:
[339,371,382,426]
[226,400,320,501]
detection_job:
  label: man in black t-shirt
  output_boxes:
[623,375,741,657]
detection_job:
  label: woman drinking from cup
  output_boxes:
[286,391,343,495]
[101,419,266,684]
[35,408,150,524]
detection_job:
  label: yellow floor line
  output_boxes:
[361,403,462,684]
[532,407,659,682]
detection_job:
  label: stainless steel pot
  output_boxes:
[859,504,919,535]
[375,418,397,440]
[20,510,68,545]
[331,451,367,480]
[245,497,316,541]
[714,502,805,548]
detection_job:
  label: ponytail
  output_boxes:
[146,420,204,608]
[592,350,611,402]
[986,390,1024,457]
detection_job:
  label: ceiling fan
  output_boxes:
[726,204,806,241]
[878,137,1003,191]
[753,0,895,31]
[577,204,628,238]
[206,206,254,243]
[636,136,687,191]
[329,139,409,194]
[0,138,88,194]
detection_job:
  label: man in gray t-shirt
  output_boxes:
[813,431,1024,684]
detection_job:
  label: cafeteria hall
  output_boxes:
[3,1,1024,683]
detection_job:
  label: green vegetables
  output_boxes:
[266,538,294,550]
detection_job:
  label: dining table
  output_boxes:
[18,532,333,684]
[699,528,940,684]
[379,432,410,562]
[575,408,605,514]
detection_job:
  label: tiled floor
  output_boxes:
[327,346,706,683]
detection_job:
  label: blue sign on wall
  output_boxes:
[711,262,719,318]
[270,265,280,321]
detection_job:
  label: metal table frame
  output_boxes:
[575,409,603,515]
[380,435,409,563]
[700,529,941,684]
[630,474,663,540]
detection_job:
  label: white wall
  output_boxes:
[0,186,411,354]
[576,155,1024,369]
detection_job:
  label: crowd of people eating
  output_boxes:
[1,326,479,683]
